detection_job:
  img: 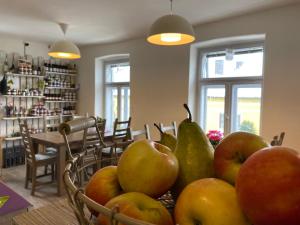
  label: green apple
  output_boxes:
[175,178,250,225]
[236,146,300,225]
[214,131,269,185]
[85,166,122,215]
[117,140,178,198]
[98,192,174,225]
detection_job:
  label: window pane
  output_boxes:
[201,86,225,133]
[120,87,130,121]
[106,63,130,83]
[203,47,263,78]
[105,87,118,130]
[231,84,261,134]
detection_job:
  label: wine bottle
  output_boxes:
[9,54,15,73]
[3,54,9,74]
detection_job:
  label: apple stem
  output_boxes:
[183,103,192,121]
[154,123,164,134]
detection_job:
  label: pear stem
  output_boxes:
[183,103,192,121]
[154,123,163,134]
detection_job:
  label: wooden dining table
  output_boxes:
[31,131,112,196]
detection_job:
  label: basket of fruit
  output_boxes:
[64,104,300,225]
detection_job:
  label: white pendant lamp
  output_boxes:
[147,0,195,46]
[48,23,81,59]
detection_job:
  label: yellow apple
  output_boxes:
[117,140,178,198]
[214,131,269,185]
[175,178,250,225]
[85,166,122,215]
[98,192,174,225]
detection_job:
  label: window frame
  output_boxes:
[103,59,130,129]
[197,42,264,135]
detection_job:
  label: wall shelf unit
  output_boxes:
[0,54,78,168]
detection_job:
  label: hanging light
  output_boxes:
[48,23,81,59]
[147,0,195,46]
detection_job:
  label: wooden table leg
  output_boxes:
[57,145,66,196]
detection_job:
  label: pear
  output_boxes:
[172,104,214,199]
[154,123,177,151]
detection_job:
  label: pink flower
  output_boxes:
[207,130,223,142]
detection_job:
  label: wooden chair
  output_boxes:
[43,114,63,132]
[19,119,57,195]
[159,121,177,137]
[130,124,151,140]
[270,132,285,146]
[103,117,133,165]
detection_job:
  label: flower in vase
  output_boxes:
[207,130,224,148]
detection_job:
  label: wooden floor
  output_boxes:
[0,165,65,209]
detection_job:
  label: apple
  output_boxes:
[236,146,300,225]
[214,131,269,185]
[117,140,178,198]
[98,192,174,225]
[85,166,122,214]
[175,178,250,225]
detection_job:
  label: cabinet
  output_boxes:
[0,55,79,167]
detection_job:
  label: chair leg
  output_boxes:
[31,167,37,196]
[25,163,29,189]
[51,164,55,182]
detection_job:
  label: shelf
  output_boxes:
[44,87,77,90]
[44,71,77,77]
[2,95,44,99]
[45,114,72,119]
[2,116,44,120]
[4,136,22,141]
[45,100,76,103]
[5,73,44,78]
[1,114,72,121]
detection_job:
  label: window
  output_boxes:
[199,44,264,135]
[104,60,130,129]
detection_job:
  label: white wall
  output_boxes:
[78,3,300,149]
[0,36,49,58]
[78,40,190,139]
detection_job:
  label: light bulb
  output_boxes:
[57,52,73,58]
[160,33,182,43]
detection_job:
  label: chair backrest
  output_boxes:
[112,117,132,142]
[159,121,177,137]
[96,118,106,138]
[270,132,285,146]
[59,117,96,159]
[130,124,151,140]
[43,115,63,132]
[18,119,36,163]
[71,113,89,120]
[82,118,105,153]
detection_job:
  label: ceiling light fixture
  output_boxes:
[48,23,81,59]
[147,0,195,46]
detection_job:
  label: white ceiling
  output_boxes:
[0,0,298,46]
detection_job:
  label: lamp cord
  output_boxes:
[170,0,173,15]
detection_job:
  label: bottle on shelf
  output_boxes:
[9,54,15,73]
[3,54,9,74]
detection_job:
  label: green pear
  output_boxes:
[172,104,214,199]
[154,123,177,151]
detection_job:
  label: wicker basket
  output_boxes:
[63,155,175,225]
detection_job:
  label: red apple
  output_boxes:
[236,146,300,225]
[98,192,174,225]
[175,178,250,225]
[85,166,122,212]
[214,131,269,185]
[117,140,178,198]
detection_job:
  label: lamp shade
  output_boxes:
[48,40,81,59]
[147,14,195,46]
